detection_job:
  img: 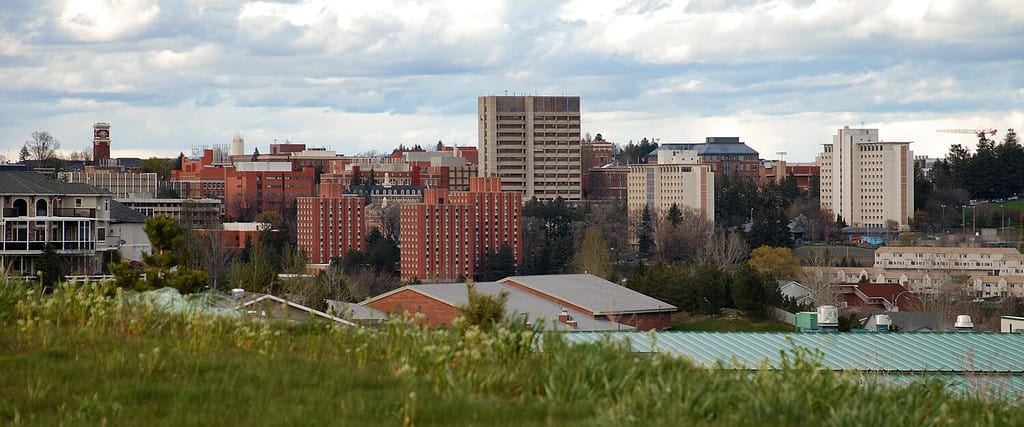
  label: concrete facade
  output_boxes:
[627,159,714,223]
[818,127,914,229]
[478,96,582,201]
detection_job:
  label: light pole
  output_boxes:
[961,205,967,241]
[941,204,946,234]
[1001,205,1005,241]
[892,290,914,312]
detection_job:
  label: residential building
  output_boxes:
[874,246,1022,276]
[107,200,151,262]
[833,282,924,312]
[0,171,115,275]
[296,194,366,264]
[802,266,953,294]
[223,161,317,220]
[399,177,520,282]
[627,147,714,222]
[585,164,629,200]
[478,95,582,201]
[818,127,914,229]
[968,276,1024,299]
[363,274,676,330]
[648,137,760,179]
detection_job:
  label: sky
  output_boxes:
[1,0,1023,163]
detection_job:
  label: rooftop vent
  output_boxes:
[954,314,974,332]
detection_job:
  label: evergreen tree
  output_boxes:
[38,243,64,288]
[637,205,655,259]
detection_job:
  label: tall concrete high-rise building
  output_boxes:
[628,146,715,223]
[817,127,914,229]
[478,95,582,201]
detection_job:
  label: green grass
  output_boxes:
[1,280,1020,426]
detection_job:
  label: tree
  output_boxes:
[666,203,682,226]
[636,205,655,259]
[142,216,185,279]
[140,158,177,181]
[572,229,613,280]
[732,264,770,320]
[696,231,749,269]
[38,243,64,288]
[456,281,508,331]
[22,131,60,162]
[748,246,800,280]
[478,245,517,281]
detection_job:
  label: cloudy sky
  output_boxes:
[2,0,1023,162]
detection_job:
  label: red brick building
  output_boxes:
[363,274,676,331]
[223,162,316,220]
[171,149,232,199]
[584,164,629,200]
[758,160,820,190]
[649,137,761,179]
[296,194,366,264]
[399,177,521,282]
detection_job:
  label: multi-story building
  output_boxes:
[649,137,760,179]
[170,148,231,199]
[63,168,159,199]
[874,246,1023,276]
[478,95,582,201]
[296,195,366,264]
[818,127,914,229]
[223,161,317,220]
[120,198,224,230]
[400,177,521,282]
[585,165,629,200]
[627,147,715,223]
[1,172,115,275]
[758,160,820,191]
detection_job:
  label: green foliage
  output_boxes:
[1,281,1020,426]
[572,229,613,280]
[230,239,277,292]
[455,282,509,332]
[37,243,63,288]
[666,203,682,226]
[731,265,771,320]
[636,205,654,259]
[930,130,1024,199]
[477,244,517,281]
[167,268,208,294]
[139,157,176,180]
[520,197,581,275]
[108,261,147,291]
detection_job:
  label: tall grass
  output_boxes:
[0,278,1019,426]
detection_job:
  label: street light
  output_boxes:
[892,290,914,312]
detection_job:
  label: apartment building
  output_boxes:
[758,160,820,190]
[399,177,521,282]
[296,195,366,264]
[223,161,317,221]
[478,95,582,201]
[874,246,1022,276]
[818,127,914,229]
[627,146,714,222]
[0,172,115,275]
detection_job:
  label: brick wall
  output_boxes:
[366,289,458,327]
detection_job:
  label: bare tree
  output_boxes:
[377,203,401,241]
[696,231,749,269]
[66,149,93,162]
[23,131,60,161]
[654,208,713,264]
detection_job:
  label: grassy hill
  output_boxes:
[1,280,1019,426]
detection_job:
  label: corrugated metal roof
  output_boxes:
[500,274,677,315]
[564,332,1024,373]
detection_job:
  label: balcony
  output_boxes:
[54,208,97,218]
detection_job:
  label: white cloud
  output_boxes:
[58,0,161,42]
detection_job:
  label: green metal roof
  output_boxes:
[564,332,1024,374]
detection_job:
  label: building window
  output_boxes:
[75,198,83,208]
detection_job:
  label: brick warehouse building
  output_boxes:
[363,274,676,331]
[399,177,521,282]
[296,194,366,264]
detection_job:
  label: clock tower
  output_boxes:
[93,122,111,164]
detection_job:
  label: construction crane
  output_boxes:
[936,128,998,139]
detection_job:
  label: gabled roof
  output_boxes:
[239,293,355,326]
[876,246,1019,255]
[0,171,110,196]
[499,274,677,315]
[109,200,147,223]
[364,281,635,331]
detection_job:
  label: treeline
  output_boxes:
[929,129,1023,200]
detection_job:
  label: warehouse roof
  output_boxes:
[565,331,1024,373]
[500,274,677,315]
